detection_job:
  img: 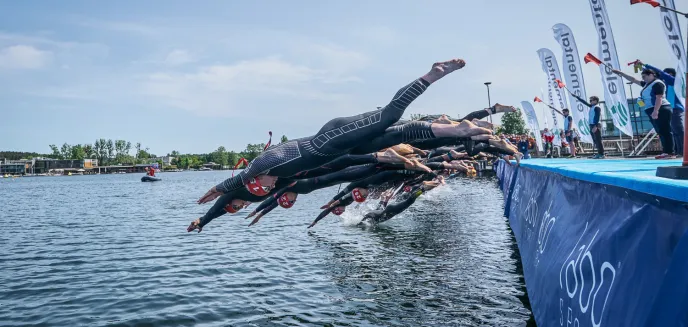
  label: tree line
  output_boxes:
[2,135,290,170]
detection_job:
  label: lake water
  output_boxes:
[1,172,533,326]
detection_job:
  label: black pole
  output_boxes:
[627,81,637,149]
[484,82,492,125]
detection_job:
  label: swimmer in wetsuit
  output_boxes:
[197,59,493,204]
[244,158,434,226]
[187,178,296,232]
[359,181,439,225]
[308,179,441,228]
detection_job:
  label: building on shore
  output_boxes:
[151,156,175,166]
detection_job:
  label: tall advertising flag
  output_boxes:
[521,101,545,152]
[538,48,564,146]
[587,0,632,136]
[659,0,686,107]
[552,23,594,144]
[537,48,570,112]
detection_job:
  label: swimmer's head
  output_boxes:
[246,175,278,196]
[403,185,411,192]
[278,192,298,209]
[332,206,346,215]
[589,96,599,105]
[562,108,569,115]
[224,199,249,214]
[352,187,369,202]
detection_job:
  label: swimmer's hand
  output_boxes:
[248,211,265,227]
[245,210,258,219]
[320,200,337,209]
[198,186,222,204]
[187,218,203,233]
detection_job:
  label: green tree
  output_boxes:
[170,150,180,157]
[84,144,94,159]
[280,135,288,143]
[227,151,239,167]
[496,110,528,135]
[210,146,228,166]
[95,139,108,165]
[60,143,71,159]
[115,140,126,163]
[106,139,115,162]
[135,142,142,162]
[70,144,86,160]
[49,144,60,158]
[240,143,266,162]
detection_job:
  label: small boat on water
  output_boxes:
[141,176,162,182]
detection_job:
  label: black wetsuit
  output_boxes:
[309,193,357,228]
[391,108,492,126]
[329,169,434,203]
[250,163,397,215]
[349,121,438,154]
[215,78,431,193]
[360,185,425,225]
[198,179,294,228]
[292,154,377,178]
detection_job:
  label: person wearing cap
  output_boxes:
[641,62,684,156]
[613,68,675,159]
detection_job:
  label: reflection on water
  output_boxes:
[0,172,533,326]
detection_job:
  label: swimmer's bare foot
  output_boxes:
[433,114,453,125]
[422,58,466,84]
[187,218,203,233]
[453,120,493,138]
[404,159,432,173]
[410,146,428,157]
[513,152,523,166]
[376,149,412,165]
[449,150,469,159]
[471,134,493,141]
[471,118,494,129]
[489,138,518,154]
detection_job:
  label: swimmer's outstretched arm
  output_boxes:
[247,202,278,227]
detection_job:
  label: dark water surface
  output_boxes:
[1,172,532,326]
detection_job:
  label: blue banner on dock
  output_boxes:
[497,160,688,327]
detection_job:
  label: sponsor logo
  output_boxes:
[559,222,618,327]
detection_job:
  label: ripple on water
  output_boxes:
[0,172,532,326]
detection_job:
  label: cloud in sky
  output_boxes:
[0,45,52,69]
[1,0,686,154]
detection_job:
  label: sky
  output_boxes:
[1,0,687,155]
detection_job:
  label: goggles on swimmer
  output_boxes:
[246,178,270,196]
[332,206,345,215]
[278,193,295,208]
[224,203,242,213]
[352,188,367,202]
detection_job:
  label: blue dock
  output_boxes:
[496,159,688,327]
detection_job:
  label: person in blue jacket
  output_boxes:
[643,63,684,156]
[517,135,531,159]
[569,94,604,159]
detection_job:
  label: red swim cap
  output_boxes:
[403,186,411,193]
[278,193,295,208]
[246,178,270,196]
[224,203,240,213]
[332,206,345,215]
[352,188,367,202]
